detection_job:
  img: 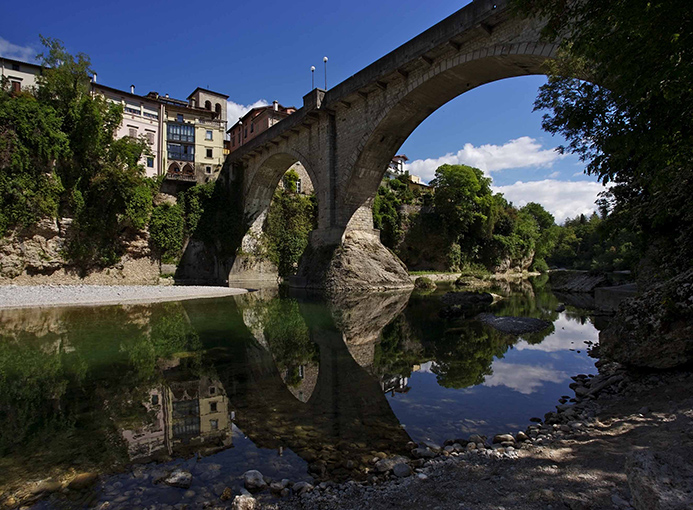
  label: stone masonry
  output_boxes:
[219,0,555,289]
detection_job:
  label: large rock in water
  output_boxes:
[627,450,693,510]
[549,270,609,292]
[293,230,413,293]
[476,313,551,335]
[600,270,693,369]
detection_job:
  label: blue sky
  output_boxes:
[1,0,608,223]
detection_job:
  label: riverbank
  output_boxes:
[0,285,248,310]
[253,362,693,510]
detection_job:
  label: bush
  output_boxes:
[531,258,549,273]
[149,204,185,264]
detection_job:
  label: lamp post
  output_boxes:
[323,56,328,90]
[311,66,315,90]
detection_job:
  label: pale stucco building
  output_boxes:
[1,57,41,94]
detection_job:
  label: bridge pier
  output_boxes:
[290,223,413,294]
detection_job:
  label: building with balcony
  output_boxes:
[227,101,296,154]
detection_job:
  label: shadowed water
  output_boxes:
[0,276,599,508]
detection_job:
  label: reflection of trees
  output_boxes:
[260,299,318,387]
[0,302,202,497]
[371,277,567,389]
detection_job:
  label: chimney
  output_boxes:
[92,73,97,83]
[165,93,169,98]
[130,84,135,94]
[273,100,279,112]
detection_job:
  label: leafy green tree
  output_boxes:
[430,164,493,239]
[514,0,693,275]
[0,91,68,235]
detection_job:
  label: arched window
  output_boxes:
[168,162,180,174]
[215,103,222,116]
[205,100,212,110]
[182,163,194,175]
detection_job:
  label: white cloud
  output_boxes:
[492,179,610,224]
[226,99,269,126]
[572,171,585,177]
[483,361,568,395]
[0,37,37,62]
[405,137,565,183]
[548,171,560,178]
[515,316,599,352]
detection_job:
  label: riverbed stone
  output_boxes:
[292,481,314,495]
[374,455,409,473]
[393,463,412,478]
[163,470,192,489]
[243,470,267,491]
[232,494,256,510]
[411,447,436,459]
[492,434,515,444]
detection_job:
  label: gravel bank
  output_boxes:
[0,285,248,310]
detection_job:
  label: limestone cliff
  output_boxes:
[0,218,160,285]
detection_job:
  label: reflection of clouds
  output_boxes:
[415,361,436,373]
[515,315,598,352]
[483,361,568,394]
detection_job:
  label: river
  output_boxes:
[0,276,600,508]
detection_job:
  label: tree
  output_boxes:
[430,164,493,239]
[514,0,693,275]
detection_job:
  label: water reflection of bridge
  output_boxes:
[122,290,415,481]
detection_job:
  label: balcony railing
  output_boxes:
[165,172,196,182]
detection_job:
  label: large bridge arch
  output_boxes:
[212,0,563,290]
[337,42,557,230]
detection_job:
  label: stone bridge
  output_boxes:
[216,0,556,290]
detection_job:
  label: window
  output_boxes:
[210,419,219,430]
[210,402,218,413]
[124,106,140,115]
[215,103,222,116]
[205,130,213,140]
[151,394,159,405]
[205,100,211,110]
[147,157,154,168]
[11,63,20,71]
[298,365,305,379]
[244,128,247,138]
[128,127,137,138]
[167,123,195,143]
[232,138,235,147]
[146,132,155,145]
[210,386,216,395]
[206,148,213,158]
[250,123,254,133]
[296,179,302,194]
[206,166,212,174]
[167,143,194,161]
[177,114,183,122]
[11,81,20,94]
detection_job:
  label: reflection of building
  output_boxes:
[122,376,232,461]
[381,375,411,396]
